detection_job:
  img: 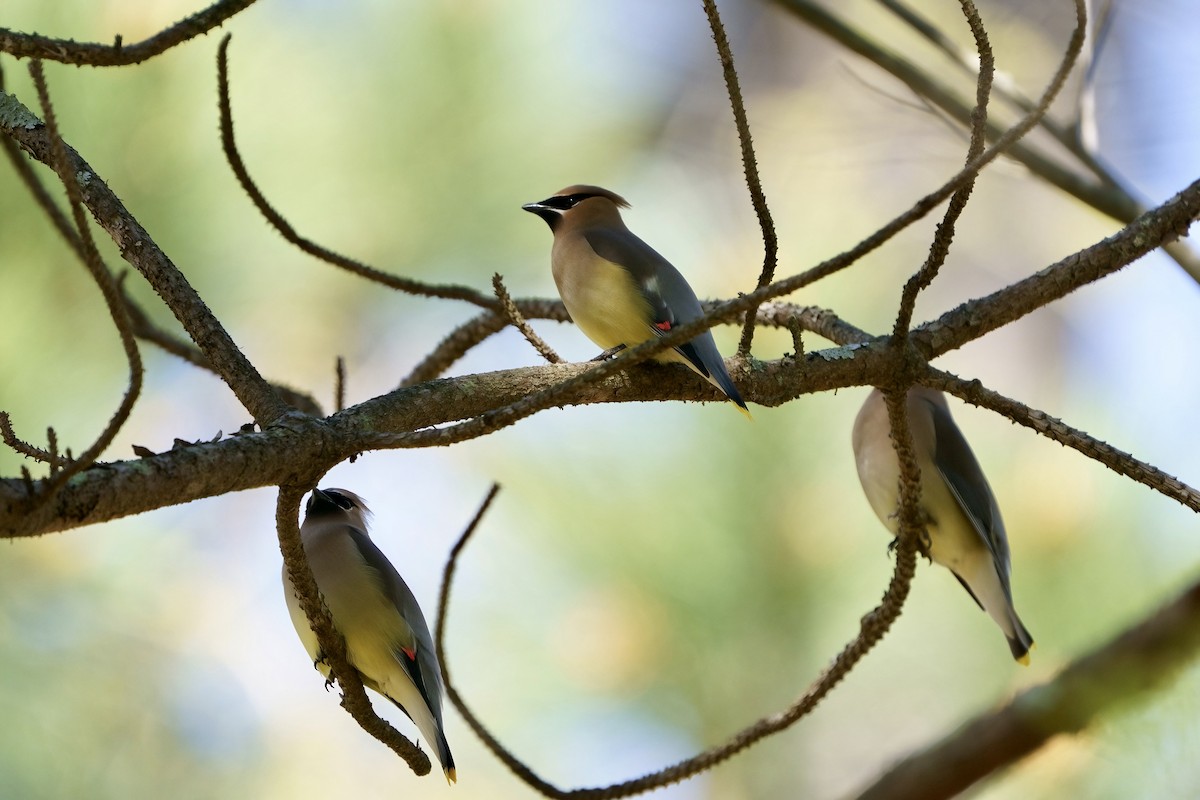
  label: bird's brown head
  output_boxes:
[522,185,630,232]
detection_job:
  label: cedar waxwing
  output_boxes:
[523,185,749,416]
[852,387,1035,663]
[283,488,456,782]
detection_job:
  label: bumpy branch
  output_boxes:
[0,0,259,66]
[492,274,562,365]
[893,0,993,337]
[2,161,1195,541]
[699,0,778,357]
[928,370,1200,514]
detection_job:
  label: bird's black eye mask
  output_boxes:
[325,490,356,510]
[544,192,605,210]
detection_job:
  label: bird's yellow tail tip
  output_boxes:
[445,768,457,785]
[733,402,753,421]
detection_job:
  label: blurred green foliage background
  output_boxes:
[1,1,1198,798]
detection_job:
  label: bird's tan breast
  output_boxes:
[551,237,654,351]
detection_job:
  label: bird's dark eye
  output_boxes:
[542,195,577,210]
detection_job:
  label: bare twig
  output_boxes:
[0,0,259,66]
[276,483,432,775]
[776,0,1200,285]
[216,36,498,311]
[699,0,777,357]
[335,357,347,413]
[492,274,562,364]
[876,0,1121,190]
[893,0,993,337]
[399,298,570,388]
[0,413,66,467]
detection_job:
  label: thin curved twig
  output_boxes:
[699,0,778,357]
[216,36,499,311]
[19,62,143,510]
[0,0,259,66]
[436,478,916,798]
[0,413,67,468]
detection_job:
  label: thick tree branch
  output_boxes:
[853,575,1200,800]
[1,152,1193,538]
[1,162,1194,542]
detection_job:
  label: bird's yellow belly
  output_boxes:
[554,255,655,351]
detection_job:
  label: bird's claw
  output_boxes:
[590,345,626,362]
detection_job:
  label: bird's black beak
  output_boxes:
[522,200,561,231]
[305,488,338,517]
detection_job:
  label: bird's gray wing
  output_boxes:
[925,398,1013,585]
[345,526,446,721]
[583,228,712,376]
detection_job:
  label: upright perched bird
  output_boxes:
[523,185,749,415]
[283,488,456,782]
[852,387,1034,663]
